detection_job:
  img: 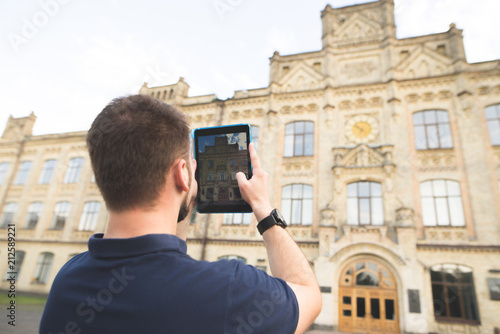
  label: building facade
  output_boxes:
[1,0,500,332]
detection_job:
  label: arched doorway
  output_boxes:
[338,258,399,334]
[218,186,228,201]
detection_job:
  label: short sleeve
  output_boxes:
[225,261,299,334]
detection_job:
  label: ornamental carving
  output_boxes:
[424,227,468,243]
[333,144,394,173]
[395,207,415,226]
[416,149,457,172]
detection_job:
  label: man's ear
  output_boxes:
[173,159,190,192]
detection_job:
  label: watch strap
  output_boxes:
[257,215,276,235]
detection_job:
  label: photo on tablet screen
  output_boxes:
[194,125,252,213]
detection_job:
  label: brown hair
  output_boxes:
[87,94,190,212]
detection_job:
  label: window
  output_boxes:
[24,202,43,229]
[0,162,10,185]
[413,110,453,150]
[430,264,479,323]
[208,160,214,168]
[207,173,214,182]
[32,252,54,284]
[78,201,101,231]
[63,157,84,183]
[281,184,313,225]
[224,213,252,225]
[220,172,226,181]
[38,159,57,184]
[4,251,25,281]
[14,161,32,185]
[251,125,260,152]
[218,255,247,264]
[485,104,500,145]
[50,201,71,230]
[230,158,237,167]
[231,172,237,181]
[347,181,384,225]
[420,180,465,226]
[284,121,314,157]
[1,203,17,228]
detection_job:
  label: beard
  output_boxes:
[177,160,196,223]
[177,196,191,222]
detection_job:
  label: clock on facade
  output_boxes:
[345,115,379,143]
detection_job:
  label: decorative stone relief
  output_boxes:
[320,207,336,227]
[416,149,457,172]
[395,207,415,226]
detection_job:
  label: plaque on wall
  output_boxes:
[408,289,421,313]
[487,278,500,301]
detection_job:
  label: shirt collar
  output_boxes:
[88,233,187,259]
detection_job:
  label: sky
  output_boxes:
[197,133,247,153]
[1,0,499,136]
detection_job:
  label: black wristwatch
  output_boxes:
[257,209,287,235]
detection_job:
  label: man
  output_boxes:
[40,95,322,334]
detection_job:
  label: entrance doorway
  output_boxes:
[338,258,399,334]
[218,186,229,201]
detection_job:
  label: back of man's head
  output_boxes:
[87,94,190,212]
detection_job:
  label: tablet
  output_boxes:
[193,124,253,213]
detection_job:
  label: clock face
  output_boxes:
[352,122,372,138]
[345,115,379,143]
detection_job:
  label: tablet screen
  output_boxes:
[193,124,252,213]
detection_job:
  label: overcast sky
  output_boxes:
[1,0,499,136]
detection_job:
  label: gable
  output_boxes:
[333,12,383,44]
[341,144,385,168]
[395,46,453,78]
[278,62,324,92]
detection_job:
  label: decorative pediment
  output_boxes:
[395,46,452,78]
[333,12,383,44]
[335,144,386,168]
[278,62,324,92]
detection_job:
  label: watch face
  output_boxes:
[273,209,287,227]
[352,122,372,138]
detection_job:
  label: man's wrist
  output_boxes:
[253,204,273,223]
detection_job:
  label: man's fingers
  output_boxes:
[236,171,248,187]
[248,142,260,170]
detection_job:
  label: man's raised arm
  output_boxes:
[236,143,322,334]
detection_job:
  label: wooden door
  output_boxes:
[339,259,399,334]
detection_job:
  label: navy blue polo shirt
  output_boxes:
[40,233,299,334]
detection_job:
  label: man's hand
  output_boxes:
[236,143,272,222]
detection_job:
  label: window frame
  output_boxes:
[0,162,10,185]
[14,161,32,185]
[77,201,101,231]
[413,110,453,150]
[284,121,314,157]
[24,202,44,229]
[1,202,17,228]
[63,157,84,184]
[430,264,480,324]
[50,201,71,230]
[223,213,253,225]
[485,104,500,146]
[38,159,57,184]
[347,181,384,226]
[32,252,54,284]
[280,184,313,225]
[420,180,465,227]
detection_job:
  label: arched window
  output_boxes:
[284,121,314,157]
[38,159,57,184]
[0,162,10,185]
[485,104,500,145]
[251,125,260,152]
[32,252,54,284]
[4,250,25,281]
[347,181,383,225]
[14,161,32,185]
[63,157,84,184]
[420,180,465,226]
[218,255,247,264]
[50,201,71,230]
[281,184,313,225]
[78,201,101,231]
[413,110,453,150]
[1,202,17,228]
[25,202,43,229]
[430,264,479,323]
